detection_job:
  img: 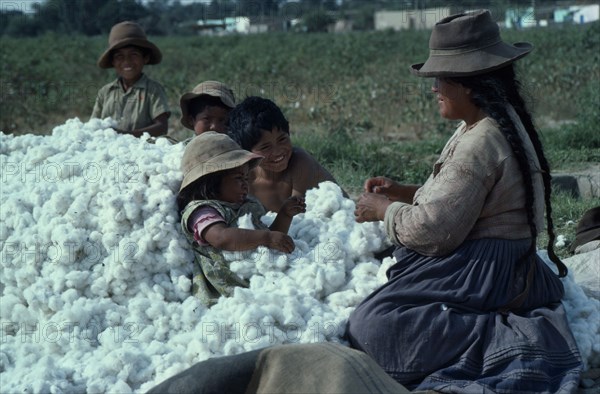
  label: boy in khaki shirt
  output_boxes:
[91,21,170,138]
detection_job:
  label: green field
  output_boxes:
[1,23,599,256]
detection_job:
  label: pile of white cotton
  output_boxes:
[0,118,598,393]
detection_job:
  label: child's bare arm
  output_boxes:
[291,148,349,198]
[125,112,169,138]
[270,196,306,233]
[203,222,295,253]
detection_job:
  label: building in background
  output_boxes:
[374,8,452,31]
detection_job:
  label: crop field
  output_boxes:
[1,22,599,256]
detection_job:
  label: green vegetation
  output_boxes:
[1,22,598,257]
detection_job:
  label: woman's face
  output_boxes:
[217,164,250,204]
[432,78,473,121]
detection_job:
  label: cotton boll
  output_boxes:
[0,350,12,373]
[377,256,396,284]
[555,234,568,248]
[64,270,91,290]
[111,380,132,394]
[305,181,344,217]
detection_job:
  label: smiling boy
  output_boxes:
[227,96,347,212]
[91,21,170,138]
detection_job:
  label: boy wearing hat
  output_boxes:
[180,81,235,136]
[91,21,170,138]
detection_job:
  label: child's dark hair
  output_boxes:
[177,171,223,213]
[448,64,568,280]
[227,96,289,150]
[188,96,231,119]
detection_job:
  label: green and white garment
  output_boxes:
[181,198,268,305]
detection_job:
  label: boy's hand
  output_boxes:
[267,232,295,253]
[280,196,306,217]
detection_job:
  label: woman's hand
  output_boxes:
[267,231,295,253]
[354,193,392,223]
[364,177,420,203]
[280,196,306,218]
[364,176,398,196]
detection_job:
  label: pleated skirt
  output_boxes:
[346,238,583,393]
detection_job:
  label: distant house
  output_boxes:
[374,8,452,31]
[329,19,353,33]
[190,15,293,35]
[191,17,250,35]
[504,3,600,29]
[505,7,537,29]
[567,4,599,24]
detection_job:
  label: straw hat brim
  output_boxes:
[180,148,263,192]
[179,90,236,130]
[97,38,162,69]
[410,41,533,77]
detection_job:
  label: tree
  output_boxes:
[302,10,334,32]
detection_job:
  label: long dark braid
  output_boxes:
[502,70,568,277]
[448,64,567,278]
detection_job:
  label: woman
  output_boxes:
[347,10,582,393]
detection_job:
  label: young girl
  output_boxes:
[177,131,305,305]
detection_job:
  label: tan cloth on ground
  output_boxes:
[384,106,544,256]
[91,73,170,133]
[246,343,411,394]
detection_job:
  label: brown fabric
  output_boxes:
[91,74,170,133]
[410,9,532,77]
[570,206,600,253]
[384,105,544,256]
[98,21,162,68]
[246,343,411,394]
[180,132,263,192]
[180,81,236,130]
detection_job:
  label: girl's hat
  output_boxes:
[179,131,262,191]
[410,10,533,77]
[97,21,162,69]
[569,206,600,253]
[179,81,236,130]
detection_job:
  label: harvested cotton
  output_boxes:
[1,118,598,393]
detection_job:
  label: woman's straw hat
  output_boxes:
[179,81,236,130]
[180,131,262,192]
[98,21,162,69]
[411,10,532,77]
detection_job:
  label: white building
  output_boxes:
[375,8,452,31]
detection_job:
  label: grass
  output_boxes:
[539,193,600,259]
[2,23,598,256]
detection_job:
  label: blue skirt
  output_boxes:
[346,238,583,393]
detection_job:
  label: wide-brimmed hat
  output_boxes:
[179,81,236,130]
[410,10,533,77]
[569,206,600,252]
[180,131,262,191]
[98,21,162,69]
